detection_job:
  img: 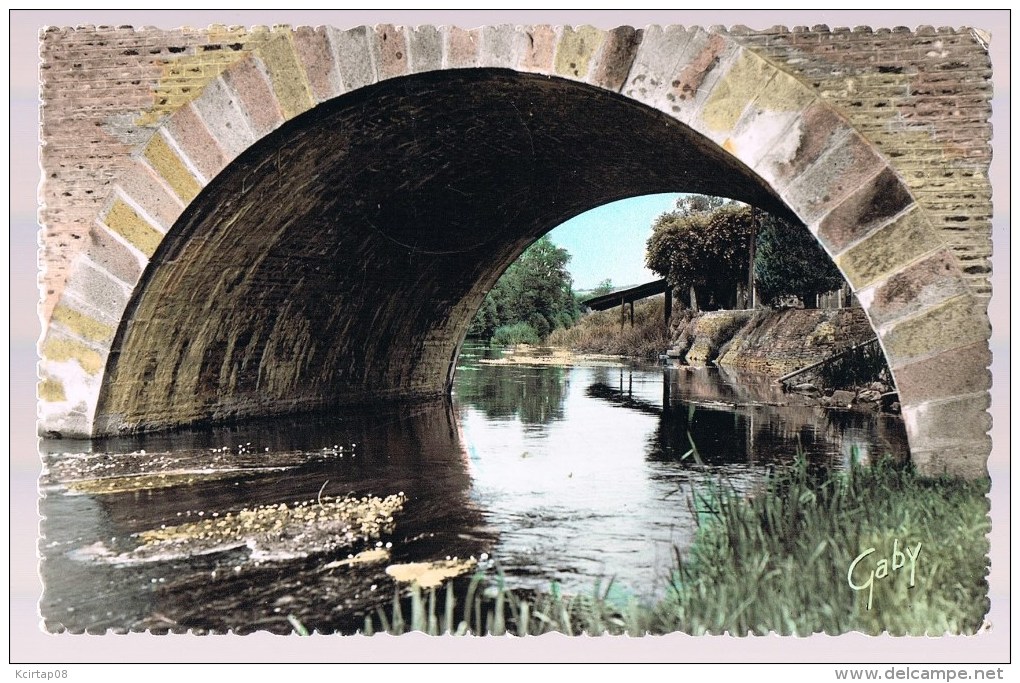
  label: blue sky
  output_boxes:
[547,193,683,292]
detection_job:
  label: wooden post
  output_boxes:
[629,301,635,327]
[620,296,625,330]
[748,205,758,309]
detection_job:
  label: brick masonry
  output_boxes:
[37,24,993,478]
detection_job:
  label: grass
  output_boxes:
[491,322,541,346]
[548,297,671,361]
[350,456,989,636]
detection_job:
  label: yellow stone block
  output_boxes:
[835,208,945,289]
[103,199,163,257]
[51,305,116,343]
[38,377,66,402]
[144,135,202,202]
[554,26,605,80]
[42,337,104,375]
[259,32,314,120]
[881,295,989,364]
[701,51,774,133]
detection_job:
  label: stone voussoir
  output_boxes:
[191,74,258,162]
[891,340,991,405]
[856,249,972,328]
[327,25,378,93]
[783,129,889,227]
[221,53,285,138]
[292,26,344,104]
[878,293,991,369]
[901,393,991,478]
[834,205,947,290]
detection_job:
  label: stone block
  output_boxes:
[373,24,409,81]
[445,27,480,68]
[892,340,991,403]
[755,102,849,192]
[293,26,343,103]
[258,32,314,119]
[143,132,203,203]
[101,198,164,257]
[590,26,642,92]
[720,65,815,169]
[50,303,117,343]
[191,75,257,161]
[328,26,377,92]
[700,50,781,138]
[554,25,605,81]
[831,389,856,406]
[407,25,442,73]
[625,26,739,125]
[879,294,990,367]
[902,394,990,479]
[223,56,284,138]
[164,108,227,188]
[38,376,66,403]
[815,167,917,253]
[783,130,888,225]
[61,258,130,320]
[835,206,945,289]
[858,249,970,328]
[478,25,522,69]
[41,331,106,376]
[82,221,145,286]
[519,25,557,73]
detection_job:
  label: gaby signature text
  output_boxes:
[847,539,921,610]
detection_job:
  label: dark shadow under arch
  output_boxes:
[95,68,804,434]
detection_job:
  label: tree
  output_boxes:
[590,278,615,297]
[646,200,751,310]
[753,213,845,308]
[645,196,846,310]
[468,236,581,343]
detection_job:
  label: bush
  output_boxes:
[815,340,890,389]
[491,322,541,346]
[547,297,669,360]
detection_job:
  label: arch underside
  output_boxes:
[95,70,793,434]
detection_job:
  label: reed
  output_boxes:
[548,298,670,360]
[357,457,989,636]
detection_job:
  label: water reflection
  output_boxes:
[39,346,910,632]
[40,402,494,633]
[454,349,909,598]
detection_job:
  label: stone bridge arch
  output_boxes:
[38,24,991,477]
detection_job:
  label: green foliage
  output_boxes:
[660,457,990,635]
[590,278,615,297]
[755,212,845,308]
[469,236,581,342]
[547,297,670,361]
[490,322,541,347]
[362,457,989,636]
[815,340,889,389]
[645,195,847,310]
[646,200,752,310]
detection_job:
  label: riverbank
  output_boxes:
[362,457,990,636]
[549,302,893,410]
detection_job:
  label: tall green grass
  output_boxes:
[659,455,989,635]
[491,322,541,346]
[354,457,989,636]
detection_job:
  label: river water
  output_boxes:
[38,345,909,634]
